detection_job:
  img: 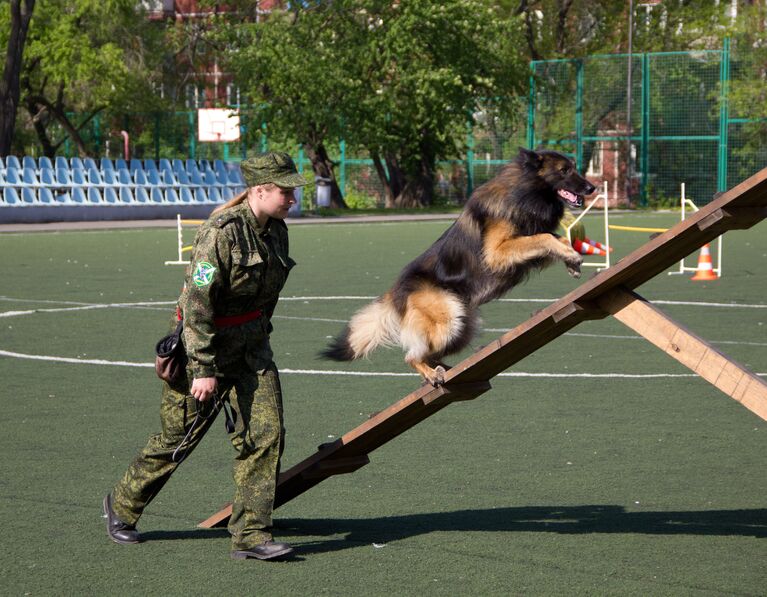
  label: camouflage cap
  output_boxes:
[240,152,307,188]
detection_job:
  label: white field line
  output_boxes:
[1,349,764,379]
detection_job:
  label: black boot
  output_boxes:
[231,541,294,560]
[103,494,140,545]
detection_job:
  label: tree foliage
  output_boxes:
[1,0,169,157]
[218,0,528,207]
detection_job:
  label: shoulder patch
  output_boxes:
[213,212,240,228]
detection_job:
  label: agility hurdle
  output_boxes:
[563,180,611,270]
[669,183,723,278]
[164,215,205,266]
[199,167,767,528]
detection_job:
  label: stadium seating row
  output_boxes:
[2,184,242,206]
[0,155,247,206]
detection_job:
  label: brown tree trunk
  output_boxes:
[304,141,347,209]
[0,0,35,157]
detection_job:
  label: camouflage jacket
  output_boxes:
[178,202,295,378]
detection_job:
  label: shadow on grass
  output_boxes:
[278,505,767,554]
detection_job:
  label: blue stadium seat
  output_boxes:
[144,159,158,171]
[103,187,118,204]
[101,169,122,187]
[119,187,135,203]
[202,170,218,186]
[208,186,222,203]
[22,156,37,171]
[165,188,180,203]
[133,169,148,186]
[214,161,229,185]
[117,168,133,187]
[129,158,143,172]
[71,187,87,204]
[38,187,55,204]
[3,187,20,204]
[101,157,114,171]
[55,168,72,186]
[55,156,69,171]
[22,167,41,187]
[179,187,194,203]
[21,188,37,203]
[40,168,56,186]
[87,188,102,204]
[39,156,53,171]
[150,187,165,203]
[83,157,98,172]
[70,157,84,171]
[5,167,23,186]
[160,167,177,186]
[87,168,104,187]
[71,169,89,187]
[6,155,21,170]
[188,168,204,186]
[145,168,163,186]
[172,160,192,186]
[134,187,150,203]
[221,186,235,201]
[194,187,208,203]
[115,158,128,171]
[228,167,245,186]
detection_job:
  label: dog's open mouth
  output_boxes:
[557,189,583,208]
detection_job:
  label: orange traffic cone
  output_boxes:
[572,238,606,256]
[582,237,613,253]
[691,244,718,281]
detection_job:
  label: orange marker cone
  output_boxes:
[691,244,718,281]
[573,238,606,256]
[582,237,613,253]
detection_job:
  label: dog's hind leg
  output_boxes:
[399,285,465,386]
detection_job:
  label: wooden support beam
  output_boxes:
[598,286,767,421]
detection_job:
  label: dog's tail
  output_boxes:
[320,294,400,361]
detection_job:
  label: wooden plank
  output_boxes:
[200,166,767,527]
[598,286,767,421]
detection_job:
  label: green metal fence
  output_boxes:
[35,45,765,208]
[527,43,766,206]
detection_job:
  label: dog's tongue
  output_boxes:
[557,189,582,207]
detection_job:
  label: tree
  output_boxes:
[219,0,528,208]
[0,0,35,157]
[3,0,168,157]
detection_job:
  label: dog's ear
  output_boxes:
[517,147,541,169]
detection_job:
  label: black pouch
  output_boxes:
[155,319,188,383]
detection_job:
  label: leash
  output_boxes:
[171,387,236,464]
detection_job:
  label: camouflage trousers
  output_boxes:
[111,365,285,550]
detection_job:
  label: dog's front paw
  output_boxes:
[565,254,583,278]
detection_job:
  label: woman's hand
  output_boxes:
[190,377,218,402]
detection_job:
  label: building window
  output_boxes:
[185,85,207,109]
[226,83,241,107]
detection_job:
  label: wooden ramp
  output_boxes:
[200,167,767,529]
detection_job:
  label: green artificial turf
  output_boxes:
[0,213,765,595]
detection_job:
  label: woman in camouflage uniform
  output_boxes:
[103,152,306,561]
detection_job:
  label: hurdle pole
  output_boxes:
[164,214,191,266]
[564,180,610,270]
[669,183,723,277]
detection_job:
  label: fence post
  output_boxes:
[527,61,536,149]
[640,52,650,206]
[466,121,474,197]
[575,59,584,171]
[154,113,161,161]
[340,138,347,195]
[188,111,196,159]
[717,38,731,193]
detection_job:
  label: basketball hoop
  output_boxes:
[198,108,240,142]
